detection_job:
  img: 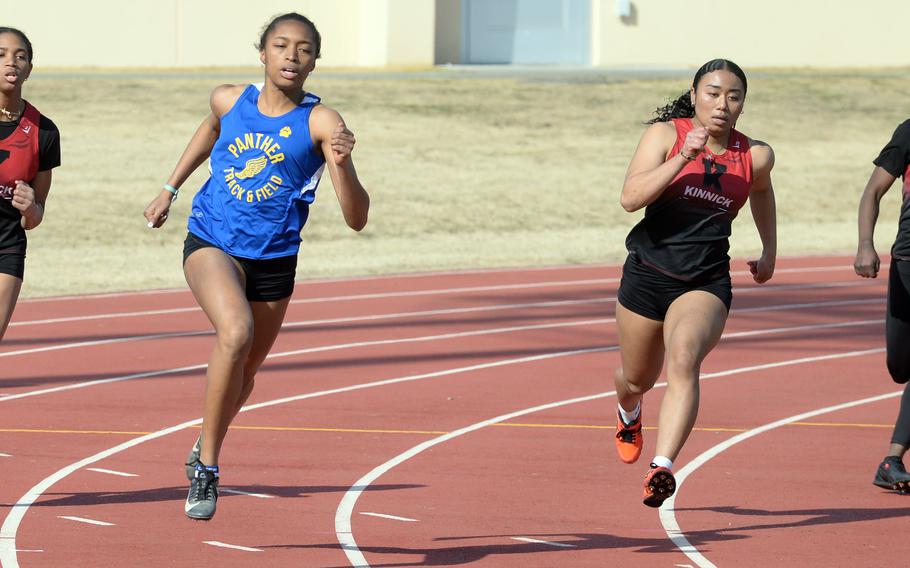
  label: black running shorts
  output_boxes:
[0,252,25,280]
[182,232,297,302]
[617,254,732,321]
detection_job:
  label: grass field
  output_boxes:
[17,67,910,297]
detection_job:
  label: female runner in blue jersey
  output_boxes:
[143,13,370,520]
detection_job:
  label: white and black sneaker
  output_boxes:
[185,434,202,480]
[185,464,219,520]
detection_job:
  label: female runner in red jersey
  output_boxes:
[612,59,777,507]
[0,28,61,341]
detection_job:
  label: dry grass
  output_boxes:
[17,68,909,297]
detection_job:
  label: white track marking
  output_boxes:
[659,389,902,568]
[220,488,275,499]
[0,318,612,404]
[18,262,620,304]
[9,278,615,327]
[9,263,881,328]
[360,512,418,522]
[0,306,884,405]
[333,347,884,567]
[0,453,11,457]
[0,330,208,358]
[511,537,577,548]
[732,298,880,313]
[0,345,612,568]
[0,292,880,362]
[85,468,138,477]
[0,344,886,567]
[57,516,114,527]
[0,297,613,357]
[13,261,864,306]
[202,541,263,552]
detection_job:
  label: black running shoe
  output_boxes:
[873,456,910,493]
[185,464,219,520]
[643,463,676,508]
[185,434,202,480]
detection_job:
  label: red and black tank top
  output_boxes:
[0,101,41,253]
[625,118,753,282]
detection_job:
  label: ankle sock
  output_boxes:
[651,456,673,471]
[618,401,641,425]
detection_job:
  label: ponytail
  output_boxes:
[646,59,747,124]
[646,90,694,124]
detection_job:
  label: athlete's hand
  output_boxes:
[10,180,37,215]
[330,122,355,166]
[748,254,775,284]
[854,244,880,278]
[144,190,174,229]
[682,126,709,158]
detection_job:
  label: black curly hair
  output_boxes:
[647,59,747,124]
[0,27,32,63]
[256,13,321,59]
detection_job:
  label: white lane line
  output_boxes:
[359,512,418,522]
[0,345,612,568]
[0,317,612,404]
[18,262,617,304]
[1,291,877,360]
[220,488,275,499]
[14,549,42,553]
[85,468,138,478]
[0,341,888,568]
[10,278,615,327]
[0,297,612,358]
[0,453,11,457]
[203,541,263,552]
[57,516,114,527]
[9,264,879,327]
[333,347,885,567]
[511,537,577,548]
[732,298,880,313]
[659,389,902,568]
[0,301,883,405]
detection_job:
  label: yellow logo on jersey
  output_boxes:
[279,126,292,138]
[235,155,268,180]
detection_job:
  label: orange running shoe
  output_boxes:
[642,464,676,508]
[615,411,643,464]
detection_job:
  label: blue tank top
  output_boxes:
[188,83,325,259]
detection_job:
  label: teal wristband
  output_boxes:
[163,184,179,195]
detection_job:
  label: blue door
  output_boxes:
[462,0,591,64]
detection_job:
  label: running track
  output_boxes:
[0,256,906,567]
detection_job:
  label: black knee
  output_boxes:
[887,355,910,385]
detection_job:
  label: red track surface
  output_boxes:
[0,256,907,567]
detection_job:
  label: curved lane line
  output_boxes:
[0,345,612,568]
[334,347,885,567]
[659,388,902,568]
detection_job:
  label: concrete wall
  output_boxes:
[593,0,910,68]
[2,0,436,68]
[4,0,909,69]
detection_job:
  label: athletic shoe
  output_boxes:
[185,434,202,480]
[615,411,643,464]
[643,463,676,508]
[873,456,910,493]
[185,464,219,520]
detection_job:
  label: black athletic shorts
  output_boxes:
[617,254,732,321]
[0,252,25,280]
[182,232,297,302]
